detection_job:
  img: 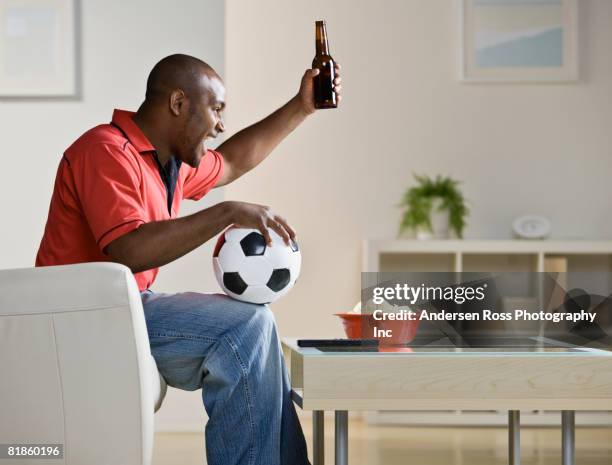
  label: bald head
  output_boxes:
[145,54,219,103]
[135,54,226,168]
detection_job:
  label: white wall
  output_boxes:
[224,0,612,338]
[0,0,225,432]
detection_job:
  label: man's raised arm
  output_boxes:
[215,65,341,186]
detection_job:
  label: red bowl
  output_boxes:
[334,312,421,345]
[334,313,374,339]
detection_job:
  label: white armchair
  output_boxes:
[0,262,167,465]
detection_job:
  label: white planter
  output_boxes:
[416,197,450,240]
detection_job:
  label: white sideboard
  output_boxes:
[362,239,612,426]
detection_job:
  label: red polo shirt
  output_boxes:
[36,109,224,290]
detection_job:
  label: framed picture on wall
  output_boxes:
[460,0,578,82]
[0,0,80,98]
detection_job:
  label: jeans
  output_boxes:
[141,290,311,465]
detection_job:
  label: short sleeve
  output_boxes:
[71,143,146,251]
[182,149,224,201]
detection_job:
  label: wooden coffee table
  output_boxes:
[282,338,612,465]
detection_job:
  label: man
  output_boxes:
[36,54,342,465]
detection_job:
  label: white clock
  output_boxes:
[513,216,551,240]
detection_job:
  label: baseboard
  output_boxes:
[155,417,206,433]
[154,408,362,432]
[365,410,612,427]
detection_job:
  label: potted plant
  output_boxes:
[399,174,468,239]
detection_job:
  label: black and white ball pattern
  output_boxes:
[213,227,301,304]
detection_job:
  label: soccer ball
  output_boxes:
[213,227,302,304]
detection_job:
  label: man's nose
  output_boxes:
[217,119,226,133]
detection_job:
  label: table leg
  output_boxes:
[313,411,325,465]
[562,410,575,465]
[335,411,348,465]
[509,410,520,465]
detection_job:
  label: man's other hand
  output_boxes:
[225,201,296,246]
[297,63,342,115]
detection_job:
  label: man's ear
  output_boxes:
[169,89,186,116]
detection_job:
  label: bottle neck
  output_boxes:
[315,23,329,55]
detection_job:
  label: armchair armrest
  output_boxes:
[0,262,162,465]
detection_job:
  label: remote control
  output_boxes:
[297,338,379,348]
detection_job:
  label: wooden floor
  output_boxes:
[153,417,612,465]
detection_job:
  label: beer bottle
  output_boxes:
[312,20,337,109]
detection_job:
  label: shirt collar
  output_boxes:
[111,109,156,153]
